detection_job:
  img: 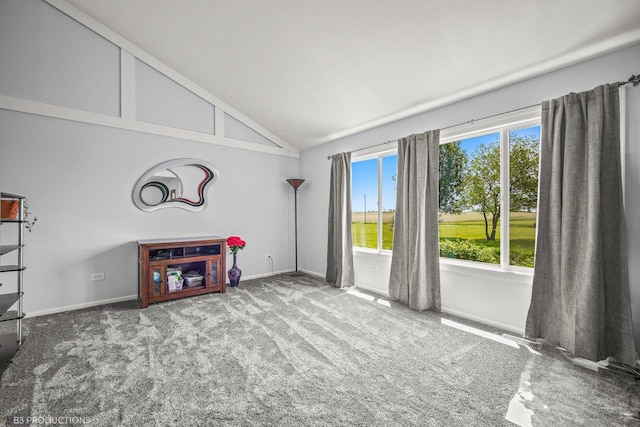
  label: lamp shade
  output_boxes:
[286,179,305,190]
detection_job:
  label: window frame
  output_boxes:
[439,106,541,272]
[351,143,398,253]
[350,105,541,273]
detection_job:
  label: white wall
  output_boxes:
[299,44,640,343]
[135,59,215,134]
[0,112,298,315]
[0,0,120,116]
[0,0,299,315]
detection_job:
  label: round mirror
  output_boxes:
[140,182,169,206]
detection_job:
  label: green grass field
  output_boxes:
[352,211,536,267]
[352,212,395,250]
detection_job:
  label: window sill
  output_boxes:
[439,258,533,284]
[353,247,393,257]
[352,248,533,284]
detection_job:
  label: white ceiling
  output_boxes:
[64,0,640,151]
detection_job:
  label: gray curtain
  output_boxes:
[326,152,354,288]
[389,130,441,311]
[526,84,637,366]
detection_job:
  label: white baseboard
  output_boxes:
[440,307,525,336]
[27,294,138,318]
[27,270,299,317]
[235,269,293,281]
[298,269,325,279]
[353,284,523,335]
[354,283,390,298]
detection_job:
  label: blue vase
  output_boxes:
[228,253,242,287]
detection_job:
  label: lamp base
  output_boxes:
[289,270,304,277]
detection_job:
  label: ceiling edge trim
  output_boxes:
[0,95,299,158]
[319,29,640,145]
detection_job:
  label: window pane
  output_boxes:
[509,126,540,267]
[438,134,501,264]
[381,155,397,250]
[351,158,378,249]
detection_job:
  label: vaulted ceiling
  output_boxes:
[65,0,640,151]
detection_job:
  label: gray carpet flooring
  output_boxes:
[0,274,638,426]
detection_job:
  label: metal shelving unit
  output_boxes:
[0,192,26,375]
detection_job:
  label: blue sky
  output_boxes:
[351,155,397,212]
[460,126,540,156]
[351,126,540,212]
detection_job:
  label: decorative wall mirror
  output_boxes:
[132,158,219,211]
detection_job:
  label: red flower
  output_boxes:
[227,236,246,255]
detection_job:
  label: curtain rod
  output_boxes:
[620,73,639,87]
[326,103,537,160]
[327,72,639,160]
[326,139,399,160]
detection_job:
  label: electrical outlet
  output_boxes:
[265,254,272,260]
[91,273,105,281]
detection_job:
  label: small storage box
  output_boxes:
[183,274,203,287]
[167,269,183,292]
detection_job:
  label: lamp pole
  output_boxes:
[286,179,305,276]
[293,187,299,272]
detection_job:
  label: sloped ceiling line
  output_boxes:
[33,0,299,157]
[37,0,640,152]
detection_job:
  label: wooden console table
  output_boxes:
[138,236,226,308]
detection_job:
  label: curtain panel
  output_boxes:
[525,84,636,366]
[389,130,441,312]
[326,152,354,288]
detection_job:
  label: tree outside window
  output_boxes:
[438,126,540,268]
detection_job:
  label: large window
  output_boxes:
[439,124,540,268]
[351,151,398,251]
[350,109,540,270]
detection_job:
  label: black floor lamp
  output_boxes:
[286,179,305,276]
